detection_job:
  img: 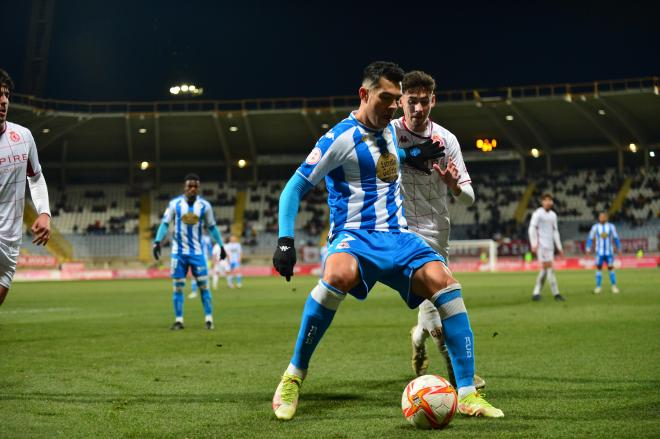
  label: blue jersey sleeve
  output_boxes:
[296,123,355,185]
[278,173,313,238]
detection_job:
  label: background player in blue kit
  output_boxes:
[586,212,621,294]
[271,62,503,420]
[153,174,227,330]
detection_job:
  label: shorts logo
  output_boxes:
[305,147,322,165]
[9,131,21,143]
[337,242,350,249]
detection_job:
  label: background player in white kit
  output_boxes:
[392,71,484,388]
[211,241,230,290]
[225,236,243,288]
[528,193,565,301]
[0,69,51,306]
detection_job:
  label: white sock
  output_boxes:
[533,269,547,295]
[286,363,307,379]
[205,315,213,322]
[458,385,477,399]
[212,274,218,289]
[411,324,427,347]
[227,275,233,286]
[175,316,184,323]
[548,268,560,296]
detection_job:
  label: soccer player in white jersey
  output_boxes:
[225,235,243,288]
[392,70,484,389]
[153,174,227,330]
[528,193,565,301]
[211,242,230,289]
[271,61,503,420]
[586,211,621,294]
[0,69,51,306]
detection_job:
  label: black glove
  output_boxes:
[220,246,227,260]
[153,241,161,260]
[403,138,445,175]
[273,237,296,281]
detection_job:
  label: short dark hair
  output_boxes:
[362,61,404,89]
[0,69,14,92]
[541,192,553,200]
[402,71,436,94]
[184,173,200,182]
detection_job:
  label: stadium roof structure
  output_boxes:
[10,77,659,186]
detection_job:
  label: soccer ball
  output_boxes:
[401,374,457,429]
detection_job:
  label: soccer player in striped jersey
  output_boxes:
[271,61,503,420]
[528,193,565,301]
[392,70,484,389]
[0,69,51,306]
[153,174,227,330]
[586,212,621,294]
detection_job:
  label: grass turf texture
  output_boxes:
[1,269,659,438]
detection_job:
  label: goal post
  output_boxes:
[448,239,498,272]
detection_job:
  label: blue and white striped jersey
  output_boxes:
[587,222,620,256]
[296,112,407,238]
[162,196,216,256]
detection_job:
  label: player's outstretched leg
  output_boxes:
[608,267,619,293]
[594,268,602,294]
[273,279,346,420]
[171,279,185,330]
[196,276,214,329]
[410,302,432,376]
[532,268,547,300]
[430,284,503,417]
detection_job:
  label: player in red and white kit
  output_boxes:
[0,69,51,305]
[528,193,565,301]
[391,71,484,389]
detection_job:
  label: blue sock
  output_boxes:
[609,270,617,285]
[200,288,213,316]
[596,271,602,287]
[434,289,475,390]
[191,280,198,293]
[173,292,184,319]
[291,294,337,370]
[236,274,242,286]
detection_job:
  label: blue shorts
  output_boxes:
[230,261,240,270]
[171,253,209,279]
[325,229,445,309]
[595,255,614,269]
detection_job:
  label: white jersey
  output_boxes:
[0,122,44,243]
[528,208,562,251]
[391,117,471,250]
[296,112,407,238]
[212,243,222,262]
[225,242,242,264]
[161,196,216,256]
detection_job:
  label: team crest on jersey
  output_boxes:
[376,152,398,183]
[9,131,21,143]
[305,147,322,165]
[600,232,609,238]
[181,212,200,225]
[337,242,350,249]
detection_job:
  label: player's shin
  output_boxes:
[289,280,345,377]
[547,268,560,296]
[431,284,475,398]
[609,269,617,285]
[197,276,213,320]
[533,269,547,296]
[595,270,603,287]
[173,279,185,322]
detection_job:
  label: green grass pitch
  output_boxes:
[1,269,659,438]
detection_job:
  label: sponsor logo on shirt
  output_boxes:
[376,152,398,183]
[181,212,200,225]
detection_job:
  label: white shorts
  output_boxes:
[0,239,20,289]
[537,247,555,263]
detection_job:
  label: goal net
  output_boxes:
[447,239,497,272]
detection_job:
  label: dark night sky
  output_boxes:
[3,0,659,101]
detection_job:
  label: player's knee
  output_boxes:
[311,280,346,311]
[172,279,185,293]
[322,256,359,292]
[0,286,9,306]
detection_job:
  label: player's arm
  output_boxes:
[528,211,539,252]
[433,134,474,205]
[26,130,51,245]
[612,224,622,255]
[153,205,174,260]
[553,215,564,256]
[273,173,313,281]
[203,204,226,260]
[585,225,596,253]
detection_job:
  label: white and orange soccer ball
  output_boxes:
[401,374,457,429]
